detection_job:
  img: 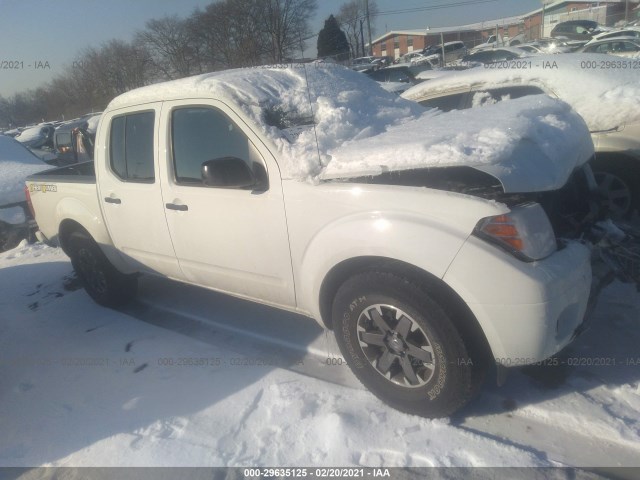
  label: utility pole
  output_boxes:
[440,32,445,66]
[625,0,629,23]
[365,0,373,56]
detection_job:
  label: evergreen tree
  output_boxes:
[317,15,350,60]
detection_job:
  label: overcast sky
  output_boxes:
[0,0,542,97]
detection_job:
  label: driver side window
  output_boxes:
[171,106,265,187]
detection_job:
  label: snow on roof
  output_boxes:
[0,135,48,205]
[16,126,46,143]
[108,64,592,189]
[402,54,640,132]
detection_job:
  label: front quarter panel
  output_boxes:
[283,180,509,320]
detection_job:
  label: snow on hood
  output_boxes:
[402,54,640,132]
[322,95,594,193]
[0,135,49,206]
[108,65,593,191]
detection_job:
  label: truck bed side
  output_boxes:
[25,162,130,272]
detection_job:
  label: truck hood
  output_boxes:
[319,95,594,193]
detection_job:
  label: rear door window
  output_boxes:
[109,111,155,182]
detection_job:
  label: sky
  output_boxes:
[0,0,542,97]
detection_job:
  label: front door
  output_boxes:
[158,101,296,307]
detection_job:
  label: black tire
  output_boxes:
[592,163,639,219]
[332,271,485,418]
[67,231,137,307]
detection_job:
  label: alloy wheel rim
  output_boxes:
[356,304,436,388]
[595,171,632,218]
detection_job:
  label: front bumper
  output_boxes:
[443,236,593,364]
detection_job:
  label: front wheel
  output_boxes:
[67,232,137,307]
[332,271,484,417]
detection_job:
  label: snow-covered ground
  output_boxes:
[1,241,639,468]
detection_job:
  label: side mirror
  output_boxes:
[201,157,256,189]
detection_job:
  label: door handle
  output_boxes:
[166,203,188,211]
[104,197,121,204]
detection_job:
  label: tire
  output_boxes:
[67,231,137,307]
[593,163,639,219]
[332,271,485,418]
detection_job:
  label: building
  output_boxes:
[370,0,640,59]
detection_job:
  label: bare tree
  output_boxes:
[337,0,378,58]
[136,15,200,79]
[258,0,317,62]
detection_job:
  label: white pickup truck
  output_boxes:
[24,66,632,417]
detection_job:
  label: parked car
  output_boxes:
[27,65,629,418]
[351,56,379,72]
[402,54,640,218]
[0,135,49,250]
[578,37,640,57]
[365,65,421,94]
[16,124,55,149]
[422,41,468,66]
[460,47,528,65]
[53,119,94,166]
[550,20,609,41]
[585,28,640,45]
[534,38,573,53]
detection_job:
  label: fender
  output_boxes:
[297,210,475,319]
[54,196,134,274]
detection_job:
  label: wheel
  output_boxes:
[332,271,485,418]
[67,231,137,307]
[593,166,637,219]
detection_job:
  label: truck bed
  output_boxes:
[27,161,96,184]
[26,161,101,246]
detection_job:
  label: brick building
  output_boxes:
[370,0,639,59]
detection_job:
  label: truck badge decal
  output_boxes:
[29,184,57,193]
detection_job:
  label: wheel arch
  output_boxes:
[318,256,493,364]
[58,218,135,274]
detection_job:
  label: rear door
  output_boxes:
[97,104,183,278]
[158,100,296,307]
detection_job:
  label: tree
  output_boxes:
[337,0,379,58]
[136,15,200,80]
[317,15,350,59]
[258,0,318,62]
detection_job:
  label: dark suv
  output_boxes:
[550,20,606,41]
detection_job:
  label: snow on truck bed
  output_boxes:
[109,65,593,189]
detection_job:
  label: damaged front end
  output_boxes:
[343,163,640,298]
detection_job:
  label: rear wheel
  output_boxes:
[67,231,137,307]
[332,271,485,418]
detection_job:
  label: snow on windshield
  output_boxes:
[0,135,49,205]
[109,64,591,185]
[402,54,640,132]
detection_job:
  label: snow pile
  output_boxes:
[0,135,49,206]
[109,65,589,184]
[403,54,640,132]
[322,95,593,192]
[1,242,640,467]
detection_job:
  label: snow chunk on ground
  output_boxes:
[0,135,49,206]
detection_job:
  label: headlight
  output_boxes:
[473,203,557,262]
